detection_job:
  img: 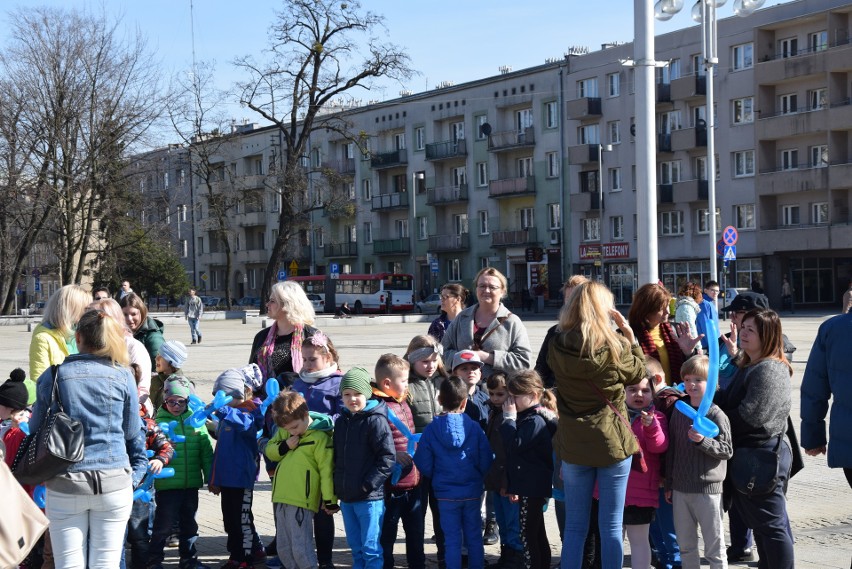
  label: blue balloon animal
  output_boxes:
[260,378,281,416]
[158,420,186,443]
[19,421,30,435]
[33,484,46,508]
[674,317,720,438]
[184,390,233,429]
[133,467,175,502]
[386,408,421,485]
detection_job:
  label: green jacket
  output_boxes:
[548,329,646,467]
[265,412,336,512]
[134,316,165,369]
[153,406,214,490]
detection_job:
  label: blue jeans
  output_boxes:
[561,458,631,569]
[341,499,386,569]
[649,488,681,568]
[121,497,154,569]
[493,493,522,551]
[187,318,201,342]
[438,498,484,569]
[381,489,425,569]
[149,489,200,568]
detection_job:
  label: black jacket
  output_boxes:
[501,404,558,498]
[333,399,395,502]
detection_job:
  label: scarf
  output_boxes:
[299,364,339,384]
[627,403,655,424]
[256,322,305,380]
[636,322,685,384]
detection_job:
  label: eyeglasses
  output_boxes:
[440,294,455,300]
[164,399,187,408]
[477,285,501,291]
[707,289,720,293]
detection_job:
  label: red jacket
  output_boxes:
[373,387,420,491]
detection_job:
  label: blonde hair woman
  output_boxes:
[547,281,646,569]
[27,284,91,404]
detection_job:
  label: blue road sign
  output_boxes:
[430,261,439,273]
[716,239,724,257]
[723,226,738,246]
[277,270,287,281]
[723,245,737,261]
[330,263,340,274]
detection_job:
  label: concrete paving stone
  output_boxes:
[5,309,850,567]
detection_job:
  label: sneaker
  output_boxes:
[264,541,278,557]
[483,519,499,546]
[167,534,180,548]
[197,337,202,344]
[726,547,754,562]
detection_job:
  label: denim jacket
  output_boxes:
[30,354,147,487]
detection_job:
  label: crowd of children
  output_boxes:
[1,319,740,569]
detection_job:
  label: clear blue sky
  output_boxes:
[3,0,787,144]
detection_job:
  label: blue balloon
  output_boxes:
[158,420,186,443]
[386,408,421,485]
[674,317,720,438]
[133,466,175,502]
[184,390,233,429]
[19,422,30,436]
[260,378,281,416]
[33,485,46,508]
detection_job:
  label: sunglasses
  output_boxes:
[164,398,187,408]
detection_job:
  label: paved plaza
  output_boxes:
[3,309,850,567]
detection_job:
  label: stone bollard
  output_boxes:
[261,318,268,329]
[27,320,34,332]
[242,313,248,325]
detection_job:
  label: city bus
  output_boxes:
[288,273,415,314]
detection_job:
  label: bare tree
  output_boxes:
[233,0,413,313]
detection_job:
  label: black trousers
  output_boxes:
[520,496,550,569]
[220,487,256,562]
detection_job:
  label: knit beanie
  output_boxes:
[159,340,188,369]
[0,368,28,410]
[340,367,373,397]
[163,374,194,399]
[213,368,247,400]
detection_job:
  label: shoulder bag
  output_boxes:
[729,434,783,497]
[0,457,49,567]
[12,365,85,485]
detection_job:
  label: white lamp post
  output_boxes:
[598,143,613,282]
[652,0,765,293]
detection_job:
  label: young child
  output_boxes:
[0,368,30,471]
[623,374,669,569]
[371,353,425,569]
[208,368,265,569]
[265,390,337,569]
[332,367,395,569]
[148,375,213,569]
[501,370,558,569]
[150,340,188,410]
[451,350,490,431]
[665,355,732,569]
[414,376,493,569]
[483,372,523,567]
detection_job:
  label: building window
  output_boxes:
[345,143,355,159]
[395,219,409,239]
[546,152,559,178]
[163,172,169,189]
[809,30,828,52]
[780,93,798,115]
[812,202,828,224]
[178,169,186,186]
[248,269,256,290]
[781,149,798,171]
[519,208,534,229]
[691,104,706,127]
[578,124,599,145]
[180,239,187,258]
[197,237,204,254]
[419,216,428,240]
[660,161,681,184]
[578,77,598,98]
[735,204,755,229]
[452,167,467,187]
[660,110,682,133]
[607,72,620,97]
[478,210,489,235]
[545,101,558,128]
[452,121,465,142]
[779,37,798,59]
[316,228,326,248]
[362,179,372,201]
[611,216,624,240]
[733,150,754,177]
[414,127,424,150]
[415,170,426,193]
[347,182,356,199]
[394,132,406,150]
[660,210,683,236]
[609,167,622,191]
[548,203,560,230]
[810,145,828,168]
[608,121,621,144]
[476,162,488,187]
[364,222,373,243]
[252,157,263,175]
[179,204,187,222]
[781,204,800,226]
[696,208,721,234]
[732,97,754,124]
[808,88,827,110]
[517,157,533,178]
[476,114,488,140]
[448,259,461,281]
[453,214,468,235]
[582,218,600,241]
[732,42,753,70]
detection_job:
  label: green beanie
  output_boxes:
[340,367,373,397]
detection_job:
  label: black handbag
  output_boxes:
[12,365,85,485]
[729,435,783,497]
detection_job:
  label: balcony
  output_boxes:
[568,144,601,165]
[373,238,410,255]
[757,108,828,140]
[830,99,852,126]
[319,158,356,174]
[670,126,707,151]
[670,74,706,100]
[323,242,358,258]
[491,227,538,248]
[756,224,829,253]
[236,211,267,227]
[757,166,828,196]
[672,179,708,203]
[428,233,470,252]
[757,49,828,84]
[238,174,267,190]
[237,249,268,264]
[426,184,468,205]
[488,176,536,198]
[829,162,852,190]
[370,149,407,169]
[198,251,227,267]
[569,191,602,212]
[488,127,535,152]
[658,184,674,204]
[656,82,671,104]
[425,139,467,161]
[657,133,672,153]
[566,97,602,119]
[371,192,409,211]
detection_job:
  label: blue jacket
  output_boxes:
[291,372,344,421]
[414,412,493,500]
[210,399,264,488]
[695,293,719,350]
[333,399,395,502]
[801,313,852,468]
[501,405,558,498]
[465,385,490,432]
[30,354,147,487]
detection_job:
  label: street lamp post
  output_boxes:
[598,143,613,283]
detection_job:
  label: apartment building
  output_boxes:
[161,0,851,308]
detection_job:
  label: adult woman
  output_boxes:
[92,298,152,412]
[715,308,794,569]
[28,284,92,404]
[441,268,531,378]
[674,281,703,341]
[535,275,589,388]
[427,283,468,342]
[547,281,645,569]
[628,283,700,385]
[120,293,164,370]
[30,309,147,568]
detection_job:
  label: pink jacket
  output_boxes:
[624,410,668,508]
